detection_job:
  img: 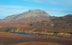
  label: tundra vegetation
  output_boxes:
[0,10,72,45]
[0,21,72,38]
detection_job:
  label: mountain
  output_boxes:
[0,9,72,33]
[1,9,51,24]
[51,14,72,32]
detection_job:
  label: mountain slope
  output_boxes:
[51,14,72,32]
[0,10,72,32]
[1,9,51,24]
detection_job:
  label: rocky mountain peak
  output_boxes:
[1,9,51,23]
[4,9,50,20]
[19,9,50,18]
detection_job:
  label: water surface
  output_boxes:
[12,32,38,36]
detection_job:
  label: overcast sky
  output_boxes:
[0,0,72,19]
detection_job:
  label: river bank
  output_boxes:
[0,32,72,45]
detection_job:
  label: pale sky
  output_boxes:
[0,0,72,19]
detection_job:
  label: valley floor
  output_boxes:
[0,32,72,45]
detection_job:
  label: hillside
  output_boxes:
[51,14,72,32]
[0,10,72,33]
[0,32,72,45]
[1,9,51,24]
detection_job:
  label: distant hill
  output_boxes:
[51,14,72,32]
[0,9,72,33]
[1,9,51,24]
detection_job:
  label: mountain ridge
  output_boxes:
[0,9,51,24]
[0,9,72,32]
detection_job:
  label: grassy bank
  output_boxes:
[0,32,72,45]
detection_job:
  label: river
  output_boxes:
[12,32,38,36]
